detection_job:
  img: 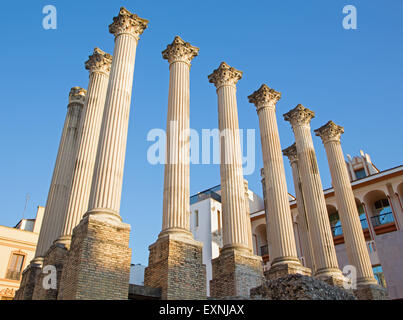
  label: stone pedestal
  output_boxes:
[354,284,388,300]
[265,261,311,280]
[58,214,131,300]
[210,248,264,299]
[14,259,43,300]
[32,244,68,300]
[144,233,206,300]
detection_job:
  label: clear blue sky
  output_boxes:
[0,1,402,265]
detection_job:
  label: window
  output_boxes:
[6,253,25,280]
[372,199,394,226]
[354,169,367,179]
[194,210,199,228]
[217,210,221,232]
[329,212,342,236]
[372,265,387,288]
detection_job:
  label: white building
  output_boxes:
[189,183,265,296]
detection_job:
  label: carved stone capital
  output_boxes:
[282,143,298,164]
[85,48,113,75]
[314,121,344,144]
[162,36,199,65]
[208,62,242,89]
[248,84,281,111]
[68,87,87,105]
[283,104,315,127]
[109,7,149,39]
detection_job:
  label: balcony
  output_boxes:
[331,217,369,237]
[260,244,269,256]
[190,190,221,205]
[371,211,394,227]
[5,270,21,281]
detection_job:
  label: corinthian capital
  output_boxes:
[283,104,315,127]
[68,87,87,105]
[162,36,199,65]
[248,84,281,111]
[85,48,113,75]
[314,121,344,144]
[109,7,149,39]
[282,143,298,164]
[208,62,242,89]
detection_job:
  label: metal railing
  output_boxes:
[260,244,269,256]
[190,190,221,205]
[371,211,394,227]
[331,225,343,237]
[6,270,21,280]
[331,217,369,237]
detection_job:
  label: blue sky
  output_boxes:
[0,1,402,265]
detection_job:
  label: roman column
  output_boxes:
[248,84,310,279]
[283,105,345,285]
[208,62,263,298]
[56,48,112,247]
[283,143,315,271]
[58,7,148,300]
[315,121,387,299]
[35,87,86,257]
[144,36,206,300]
[15,87,86,300]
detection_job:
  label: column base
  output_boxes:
[314,268,348,288]
[14,258,43,300]
[354,284,389,300]
[144,232,207,300]
[265,260,312,280]
[210,248,264,299]
[58,214,132,300]
[32,243,68,300]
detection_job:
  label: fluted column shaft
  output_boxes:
[86,11,148,220]
[209,63,249,251]
[316,122,377,286]
[161,37,199,235]
[218,86,249,249]
[35,87,86,257]
[283,144,315,270]
[249,85,301,267]
[57,49,112,245]
[284,105,342,279]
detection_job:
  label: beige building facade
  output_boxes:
[0,207,44,300]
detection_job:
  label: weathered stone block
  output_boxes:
[250,274,356,300]
[57,214,131,300]
[354,284,388,300]
[14,261,42,300]
[210,248,264,299]
[144,233,206,300]
[32,244,68,300]
[265,261,311,280]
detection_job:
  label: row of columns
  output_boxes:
[20,5,385,300]
[17,7,149,300]
[280,105,378,288]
